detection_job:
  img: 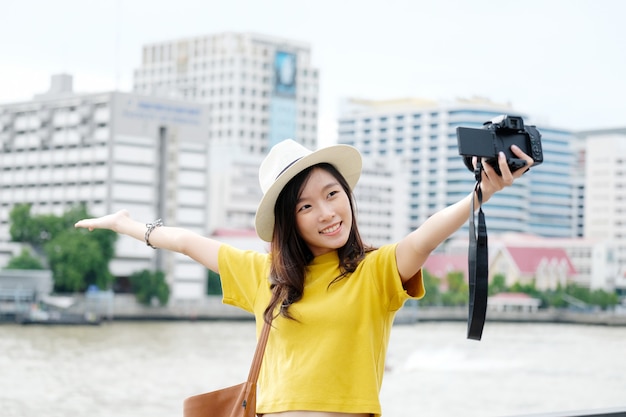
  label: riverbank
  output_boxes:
[414,305,626,326]
[4,294,625,327]
[100,296,626,326]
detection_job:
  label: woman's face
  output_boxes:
[295,168,353,257]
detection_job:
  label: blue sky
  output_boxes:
[3,0,625,143]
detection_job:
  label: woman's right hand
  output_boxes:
[75,209,222,271]
[75,209,130,232]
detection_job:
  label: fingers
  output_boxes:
[495,152,514,186]
[476,146,536,202]
[478,153,510,199]
[510,144,534,175]
[481,153,511,185]
[74,210,128,232]
[74,219,95,231]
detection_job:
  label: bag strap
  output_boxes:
[467,163,489,341]
[246,319,272,383]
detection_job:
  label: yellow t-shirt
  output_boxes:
[218,243,424,416]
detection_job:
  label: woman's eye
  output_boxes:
[328,190,339,198]
[297,204,311,212]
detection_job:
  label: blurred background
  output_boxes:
[2,1,626,416]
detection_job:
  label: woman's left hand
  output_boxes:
[479,144,534,201]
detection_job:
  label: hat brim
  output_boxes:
[255,144,362,242]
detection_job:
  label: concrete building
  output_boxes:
[206,143,264,233]
[530,125,575,237]
[132,31,320,153]
[203,143,409,248]
[0,74,212,300]
[581,128,626,294]
[570,133,587,237]
[489,246,576,291]
[445,233,619,291]
[337,97,575,240]
[353,158,410,246]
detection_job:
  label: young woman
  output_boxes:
[75,139,533,417]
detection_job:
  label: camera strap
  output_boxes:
[467,163,489,340]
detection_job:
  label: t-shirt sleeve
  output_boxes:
[366,244,425,311]
[217,243,270,313]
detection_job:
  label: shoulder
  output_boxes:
[355,244,400,278]
[362,244,398,263]
[218,243,271,275]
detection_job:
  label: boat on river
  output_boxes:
[15,296,101,325]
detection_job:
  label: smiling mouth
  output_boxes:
[320,222,341,235]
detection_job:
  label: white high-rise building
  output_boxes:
[131,32,412,246]
[133,31,320,153]
[203,142,409,248]
[570,134,587,237]
[337,97,575,240]
[353,158,410,246]
[583,128,626,293]
[529,124,575,237]
[0,74,212,300]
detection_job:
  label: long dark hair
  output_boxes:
[263,163,373,323]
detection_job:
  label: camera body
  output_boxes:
[456,115,543,176]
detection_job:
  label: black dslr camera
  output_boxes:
[456,115,543,176]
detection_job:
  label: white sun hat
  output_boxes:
[254,139,362,242]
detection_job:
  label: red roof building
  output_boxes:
[490,246,576,291]
[423,245,577,292]
[423,253,468,290]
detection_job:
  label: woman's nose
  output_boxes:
[318,203,335,221]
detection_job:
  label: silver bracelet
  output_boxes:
[145,218,163,249]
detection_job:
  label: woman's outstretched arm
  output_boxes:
[395,145,534,282]
[75,210,222,272]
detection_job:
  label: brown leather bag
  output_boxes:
[184,320,271,417]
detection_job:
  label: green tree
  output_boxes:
[45,229,114,292]
[129,269,170,306]
[566,284,590,303]
[562,284,619,310]
[206,270,223,295]
[489,273,508,295]
[9,203,117,293]
[447,271,466,292]
[590,289,619,309]
[9,204,41,243]
[441,271,468,306]
[509,281,541,297]
[61,205,118,255]
[5,248,44,270]
[419,269,442,306]
[542,286,568,308]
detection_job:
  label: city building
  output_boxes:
[530,124,575,237]
[570,133,587,237]
[204,143,409,247]
[581,128,626,294]
[489,246,576,291]
[0,72,404,301]
[445,233,619,292]
[353,157,410,246]
[132,31,320,154]
[206,143,264,233]
[0,74,212,300]
[337,96,576,240]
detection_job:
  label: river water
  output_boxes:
[1,320,625,417]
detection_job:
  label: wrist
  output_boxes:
[144,218,163,249]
